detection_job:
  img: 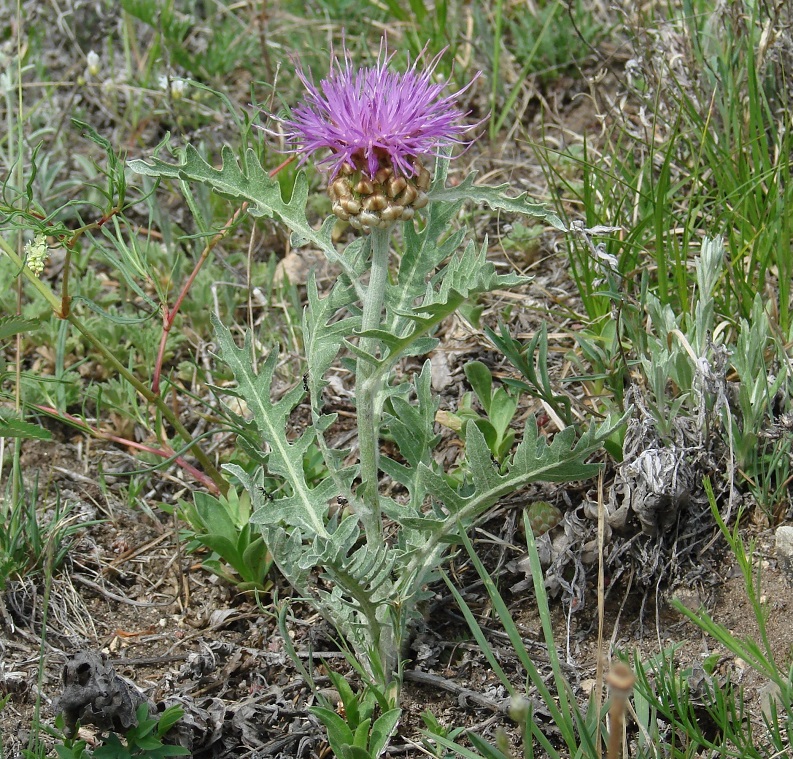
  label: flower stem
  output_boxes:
[34,404,220,493]
[355,227,390,543]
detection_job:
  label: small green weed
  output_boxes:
[437,361,518,467]
[176,487,273,592]
[621,237,790,516]
[420,710,465,758]
[436,512,602,759]
[50,704,188,759]
[631,479,793,757]
[0,476,97,591]
[546,0,793,329]
[485,322,574,428]
[632,646,761,758]
[506,0,603,81]
[310,669,401,759]
[489,0,607,136]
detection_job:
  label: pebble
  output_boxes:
[759,681,783,724]
[774,525,793,579]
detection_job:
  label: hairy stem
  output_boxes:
[355,227,390,543]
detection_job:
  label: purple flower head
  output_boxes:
[281,40,480,181]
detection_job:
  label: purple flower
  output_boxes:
[281,41,480,181]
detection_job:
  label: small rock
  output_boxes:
[775,526,793,579]
[759,681,783,724]
[274,251,311,286]
[673,586,705,613]
[55,651,150,738]
[430,350,453,391]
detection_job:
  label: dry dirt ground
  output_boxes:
[2,432,793,758]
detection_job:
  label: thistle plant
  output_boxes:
[131,40,621,707]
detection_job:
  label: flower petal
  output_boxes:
[280,40,480,179]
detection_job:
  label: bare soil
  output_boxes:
[2,415,793,758]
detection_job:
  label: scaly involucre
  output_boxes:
[282,42,479,180]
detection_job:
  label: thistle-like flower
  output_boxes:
[280,41,480,231]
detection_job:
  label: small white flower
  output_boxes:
[86,50,100,77]
[158,74,188,99]
[24,234,49,277]
[170,77,187,99]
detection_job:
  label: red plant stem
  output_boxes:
[151,159,290,392]
[59,247,73,318]
[35,405,219,494]
[270,155,296,176]
[152,202,249,394]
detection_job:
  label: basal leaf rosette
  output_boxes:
[280,41,480,232]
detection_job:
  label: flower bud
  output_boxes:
[86,50,100,77]
[325,159,433,232]
[509,695,531,722]
[24,234,49,277]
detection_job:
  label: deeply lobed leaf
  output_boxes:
[213,317,332,537]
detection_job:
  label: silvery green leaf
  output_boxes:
[266,517,401,663]
[213,315,331,538]
[0,316,38,341]
[309,516,361,567]
[384,178,529,364]
[0,417,52,440]
[429,174,566,230]
[258,525,314,598]
[129,145,359,284]
[343,337,384,366]
[304,272,361,384]
[410,414,624,536]
[381,362,440,511]
[395,208,467,310]
[695,236,724,305]
[251,468,341,535]
[386,372,440,469]
[373,242,528,371]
